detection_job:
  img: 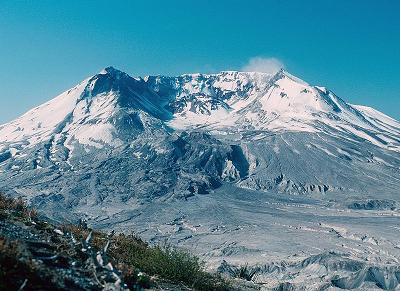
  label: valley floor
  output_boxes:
[89,185,400,290]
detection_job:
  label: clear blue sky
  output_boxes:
[0,0,399,123]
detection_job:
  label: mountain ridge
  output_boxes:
[1,66,399,152]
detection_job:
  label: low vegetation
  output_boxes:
[0,193,232,290]
[0,194,37,220]
[63,224,231,290]
[227,263,259,282]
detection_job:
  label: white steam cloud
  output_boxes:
[241,57,284,74]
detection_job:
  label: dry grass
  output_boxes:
[62,224,231,290]
[0,194,37,220]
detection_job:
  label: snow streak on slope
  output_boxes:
[351,104,400,151]
[0,79,89,150]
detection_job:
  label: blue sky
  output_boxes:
[0,0,399,123]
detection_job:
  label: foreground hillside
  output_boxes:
[2,192,400,290]
[0,193,235,291]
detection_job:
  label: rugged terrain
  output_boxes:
[0,193,234,290]
[0,67,399,289]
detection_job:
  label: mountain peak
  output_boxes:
[99,66,121,74]
[98,66,129,79]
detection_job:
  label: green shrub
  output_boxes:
[59,227,231,290]
[109,234,231,290]
[228,263,259,281]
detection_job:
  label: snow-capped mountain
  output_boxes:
[1,67,400,290]
[0,67,170,151]
[157,69,399,152]
[2,67,398,153]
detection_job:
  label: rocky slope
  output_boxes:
[0,193,233,291]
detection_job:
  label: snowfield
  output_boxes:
[0,67,399,290]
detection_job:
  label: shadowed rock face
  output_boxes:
[1,67,400,290]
